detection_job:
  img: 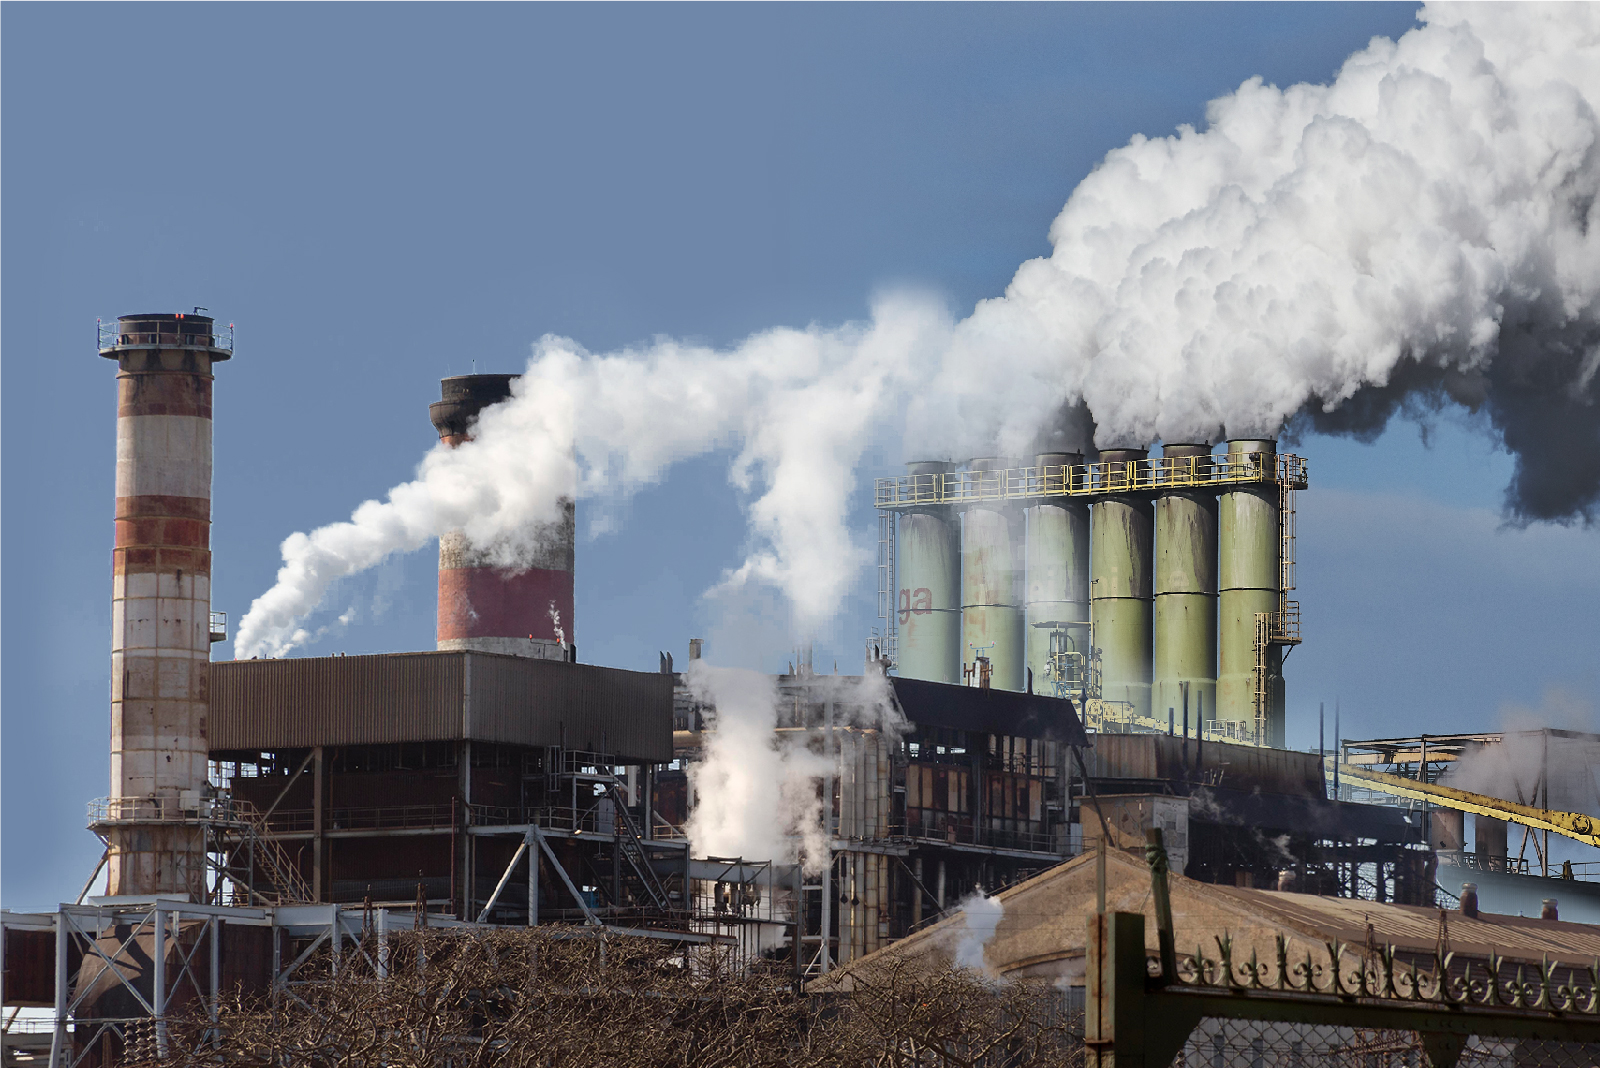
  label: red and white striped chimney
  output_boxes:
[429,374,575,660]
[99,312,230,898]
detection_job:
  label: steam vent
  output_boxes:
[878,444,1304,746]
[94,312,232,897]
[430,374,576,659]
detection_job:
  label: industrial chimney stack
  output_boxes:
[96,312,231,899]
[430,375,575,659]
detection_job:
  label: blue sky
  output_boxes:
[4,3,1595,908]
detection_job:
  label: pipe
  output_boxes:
[961,458,1026,691]
[1090,448,1153,720]
[102,312,230,898]
[1153,444,1218,727]
[431,374,574,659]
[896,462,961,683]
[1217,439,1280,739]
[1025,452,1090,699]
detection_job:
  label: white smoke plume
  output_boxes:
[235,300,950,657]
[237,3,1600,659]
[1441,687,1600,817]
[683,662,829,868]
[952,892,1005,974]
[684,662,903,872]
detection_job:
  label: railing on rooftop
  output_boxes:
[875,452,1307,507]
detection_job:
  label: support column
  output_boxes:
[312,746,325,902]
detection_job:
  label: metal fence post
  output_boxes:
[377,908,390,979]
[210,915,221,1039]
[1086,911,1199,1068]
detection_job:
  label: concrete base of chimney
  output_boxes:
[438,636,566,660]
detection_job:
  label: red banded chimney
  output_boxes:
[97,312,231,898]
[430,375,575,659]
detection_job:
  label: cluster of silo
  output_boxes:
[894,441,1286,744]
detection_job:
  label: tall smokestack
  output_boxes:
[98,312,230,898]
[430,375,575,659]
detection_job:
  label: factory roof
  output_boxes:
[816,848,1600,989]
[211,651,673,763]
[887,677,1087,745]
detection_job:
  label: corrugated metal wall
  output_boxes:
[212,653,463,749]
[465,655,672,760]
[1081,733,1322,798]
[211,652,671,762]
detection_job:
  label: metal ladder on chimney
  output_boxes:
[875,510,898,669]
[604,783,674,911]
[1251,477,1304,745]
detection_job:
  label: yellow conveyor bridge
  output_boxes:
[1333,762,1600,849]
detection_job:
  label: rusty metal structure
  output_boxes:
[1337,731,1600,922]
[207,652,682,922]
[662,668,1087,974]
[1075,733,1429,902]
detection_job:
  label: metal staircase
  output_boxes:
[604,783,674,911]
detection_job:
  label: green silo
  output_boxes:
[1025,452,1090,696]
[961,458,1026,691]
[1090,448,1153,719]
[896,461,961,684]
[1153,443,1218,730]
[1217,439,1282,742]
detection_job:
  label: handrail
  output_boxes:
[98,318,234,352]
[875,453,1307,507]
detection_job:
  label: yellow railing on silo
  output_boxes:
[873,452,1308,508]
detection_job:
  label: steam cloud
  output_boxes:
[1442,687,1600,817]
[236,3,1599,660]
[952,892,1005,974]
[684,663,903,871]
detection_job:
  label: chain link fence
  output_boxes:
[1174,1017,1600,1068]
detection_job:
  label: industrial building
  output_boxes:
[4,312,1598,1067]
[661,659,1086,970]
